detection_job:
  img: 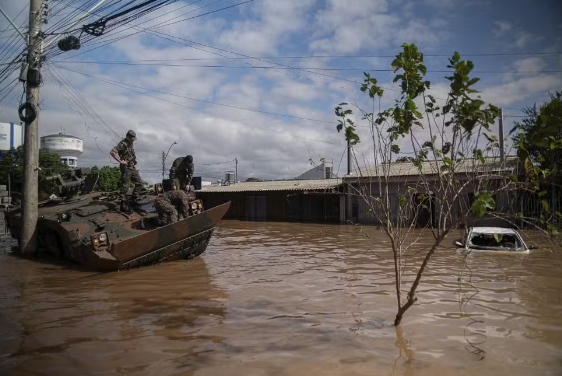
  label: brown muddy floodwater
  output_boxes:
[0,222,561,376]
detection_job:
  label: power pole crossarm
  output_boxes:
[20,0,42,256]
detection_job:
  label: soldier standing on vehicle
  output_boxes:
[153,189,191,226]
[169,155,194,191]
[110,130,143,211]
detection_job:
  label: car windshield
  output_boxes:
[468,232,523,250]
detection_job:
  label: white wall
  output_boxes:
[0,122,23,152]
[294,162,334,180]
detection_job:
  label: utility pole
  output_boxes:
[499,108,505,163]
[235,157,238,184]
[161,151,165,180]
[20,0,43,256]
[347,138,351,175]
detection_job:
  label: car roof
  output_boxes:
[470,227,518,234]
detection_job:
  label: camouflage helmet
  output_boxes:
[185,155,193,163]
[126,130,137,141]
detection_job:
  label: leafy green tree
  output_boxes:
[94,165,121,192]
[512,91,562,185]
[0,146,69,199]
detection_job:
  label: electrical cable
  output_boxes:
[49,60,562,74]
[55,64,342,147]
[47,66,335,124]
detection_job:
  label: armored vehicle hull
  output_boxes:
[6,193,230,272]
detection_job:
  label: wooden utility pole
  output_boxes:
[499,108,505,163]
[20,0,42,256]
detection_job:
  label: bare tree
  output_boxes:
[335,43,558,326]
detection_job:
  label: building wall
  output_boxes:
[0,122,23,152]
[294,163,334,180]
[347,178,517,227]
[199,191,341,223]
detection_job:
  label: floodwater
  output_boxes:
[0,222,561,376]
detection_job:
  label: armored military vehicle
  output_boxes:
[5,168,229,272]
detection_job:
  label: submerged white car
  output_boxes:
[455,227,537,254]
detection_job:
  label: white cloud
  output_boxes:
[514,31,543,48]
[513,57,547,73]
[480,74,562,107]
[217,0,317,56]
[493,21,512,36]
[309,0,445,54]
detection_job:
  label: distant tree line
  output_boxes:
[90,165,122,192]
[0,146,69,200]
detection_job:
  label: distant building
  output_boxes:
[343,157,523,227]
[199,179,344,223]
[0,122,24,159]
[294,162,335,180]
[40,133,83,168]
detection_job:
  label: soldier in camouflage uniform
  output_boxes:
[169,155,194,191]
[153,189,191,226]
[110,130,144,209]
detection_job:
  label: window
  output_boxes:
[68,159,75,166]
[325,166,332,179]
[468,232,522,250]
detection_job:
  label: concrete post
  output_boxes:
[20,0,42,256]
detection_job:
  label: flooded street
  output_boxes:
[1,221,561,376]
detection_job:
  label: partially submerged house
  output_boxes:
[198,178,344,223]
[343,156,522,226]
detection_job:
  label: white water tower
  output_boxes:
[40,132,84,168]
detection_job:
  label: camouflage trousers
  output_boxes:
[120,165,143,200]
[154,197,178,225]
[167,190,191,220]
[172,177,190,191]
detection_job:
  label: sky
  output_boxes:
[0,0,561,184]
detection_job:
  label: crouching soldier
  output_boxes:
[169,154,194,191]
[153,189,191,226]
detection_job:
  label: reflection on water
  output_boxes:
[1,222,561,376]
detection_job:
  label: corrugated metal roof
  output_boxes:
[199,178,343,193]
[346,156,520,178]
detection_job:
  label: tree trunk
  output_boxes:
[392,231,450,326]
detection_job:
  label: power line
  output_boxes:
[48,61,562,74]
[200,159,235,166]
[54,11,362,93]
[47,67,335,124]
[43,0,257,60]
[55,51,562,63]
[55,64,342,146]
